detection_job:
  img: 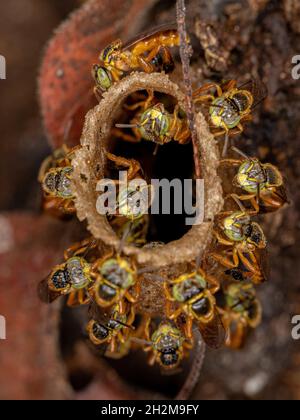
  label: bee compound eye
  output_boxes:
[92,322,110,341]
[97,67,112,91]
[160,349,179,367]
[44,172,56,192]
[51,269,70,290]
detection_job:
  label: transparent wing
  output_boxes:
[124,23,177,50]
[238,78,268,109]
[198,310,227,349]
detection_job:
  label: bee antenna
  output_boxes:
[82,238,98,259]
[231,146,250,160]
[115,123,139,129]
[222,132,230,158]
[130,337,152,346]
[231,194,246,212]
[118,221,132,254]
[153,144,160,156]
[114,320,135,331]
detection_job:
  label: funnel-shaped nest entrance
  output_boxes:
[105,89,195,244]
[72,72,223,270]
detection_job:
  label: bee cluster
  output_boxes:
[38,26,288,372]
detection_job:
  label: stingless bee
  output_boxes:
[115,96,191,146]
[221,147,288,213]
[93,25,179,95]
[210,199,267,283]
[218,282,262,349]
[193,79,267,155]
[143,320,192,370]
[105,152,153,221]
[90,250,140,314]
[40,238,98,307]
[38,145,79,216]
[87,302,135,355]
[164,269,225,349]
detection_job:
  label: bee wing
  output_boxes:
[260,185,289,214]
[255,247,270,282]
[37,277,60,304]
[88,300,110,324]
[197,310,227,349]
[124,23,177,50]
[238,78,268,109]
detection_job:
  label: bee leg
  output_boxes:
[221,193,258,215]
[110,337,117,354]
[125,290,138,304]
[117,331,126,344]
[212,230,235,247]
[165,300,174,318]
[212,129,227,138]
[176,126,191,144]
[143,316,152,341]
[93,86,102,102]
[124,89,154,111]
[78,288,90,305]
[193,82,223,99]
[238,251,264,279]
[206,274,220,294]
[111,127,141,143]
[229,123,244,137]
[163,282,175,302]
[169,307,183,320]
[210,249,239,269]
[144,45,163,64]
[110,68,122,82]
[172,106,190,144]
[237,194,260,214]
[63,200,76,214]
[64,240,86,260]
[157,46,175,73]
[185,317,194,340]
[219,158,242,166]
[148,352,157,366]
[67,291,77,307]
[221,80,237,92]
[106,152,141,181]
[193,94,215,105]
[137,56,156,73]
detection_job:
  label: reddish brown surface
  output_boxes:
[39,0,157,148]
[0,214,72,399]
[0,213,140,400]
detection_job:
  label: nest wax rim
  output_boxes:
[72,72,224,268]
